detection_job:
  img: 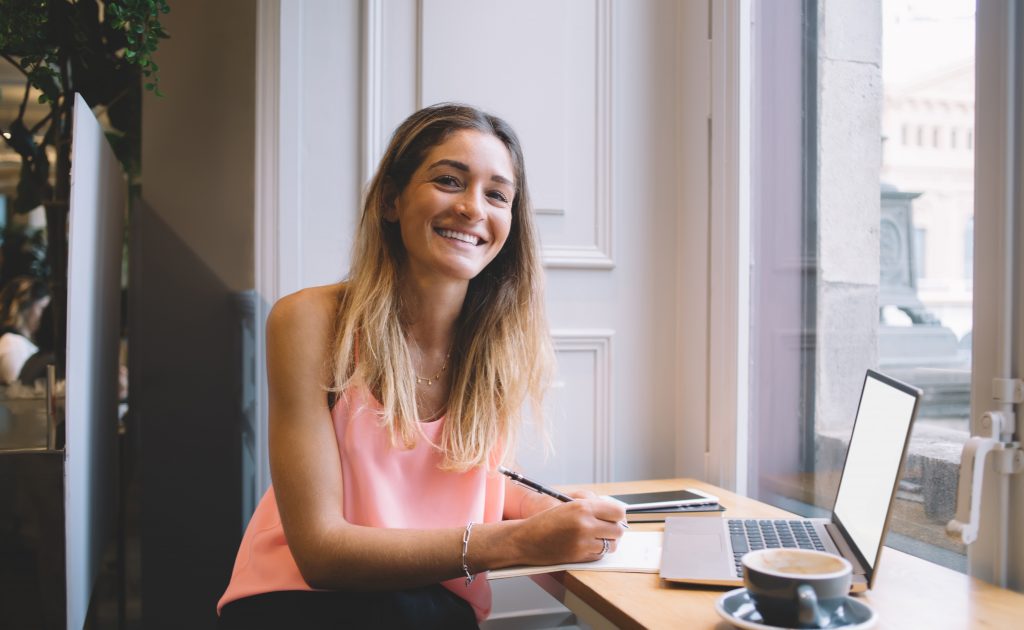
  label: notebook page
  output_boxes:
[488,531,663,579]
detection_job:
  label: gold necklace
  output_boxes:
[415,350,451,386]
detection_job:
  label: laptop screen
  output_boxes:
[832,371,919,571]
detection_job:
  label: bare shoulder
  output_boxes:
[267,283,347,346]
[268,284,345,329]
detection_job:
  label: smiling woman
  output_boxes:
[215,103,627,630]
[387,130,514,285]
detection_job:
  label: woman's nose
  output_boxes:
[454,192,484,220]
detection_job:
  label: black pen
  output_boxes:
[497,466,629,528]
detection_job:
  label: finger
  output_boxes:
[567,489,597,500]
[593,520,625,541]
[595,537,617,554]
[589,498,627,523]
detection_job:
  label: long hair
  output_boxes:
[331,103,553,471]
[0,276,49,338]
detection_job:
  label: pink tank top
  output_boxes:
[217,384,507,621]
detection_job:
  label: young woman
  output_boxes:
[217,104,625,629]
[0,276,51,384]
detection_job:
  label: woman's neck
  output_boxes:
[399,275,466,354]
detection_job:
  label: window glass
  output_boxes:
[749,0,973,572]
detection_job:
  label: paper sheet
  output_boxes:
[488,531,663,579]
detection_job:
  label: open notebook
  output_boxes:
[487,531,663,579]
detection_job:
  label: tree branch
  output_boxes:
[29,110,53,136]
[1,53,29,78]
[18,80,30,120]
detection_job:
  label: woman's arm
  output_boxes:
[503,472,562,520]
[269,287,625,590]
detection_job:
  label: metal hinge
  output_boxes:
[946,378,1023,545]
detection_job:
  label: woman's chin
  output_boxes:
[409,255,496,283]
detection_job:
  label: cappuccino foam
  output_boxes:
[745,549,847,576]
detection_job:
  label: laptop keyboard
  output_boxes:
[728,519,827,576]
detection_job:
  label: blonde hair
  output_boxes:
[331,103,553,471]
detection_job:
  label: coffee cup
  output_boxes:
[742,548,852,628]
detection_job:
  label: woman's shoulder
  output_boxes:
[268,283,347,337]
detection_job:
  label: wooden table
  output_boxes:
[529,479,1024,629]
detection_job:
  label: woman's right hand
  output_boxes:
[511,497,626,566]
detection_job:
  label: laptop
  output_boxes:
[660,369,921,592]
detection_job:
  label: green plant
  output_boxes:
[0,0,168,373]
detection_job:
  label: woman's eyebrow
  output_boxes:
[427,159,513,186]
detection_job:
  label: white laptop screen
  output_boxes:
[831,373,918,570]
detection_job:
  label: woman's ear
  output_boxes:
[383,199,399,223]
[382,182,400,222]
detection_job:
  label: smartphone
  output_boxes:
[607,488,719,511]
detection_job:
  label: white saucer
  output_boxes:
[715,587,878,630]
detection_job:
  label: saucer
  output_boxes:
[715,587,878,630]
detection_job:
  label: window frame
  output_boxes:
[967,0,1022,587]
[714,0,1022,585]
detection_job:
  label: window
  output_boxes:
[749,0,975,573]
[963,217,973,285]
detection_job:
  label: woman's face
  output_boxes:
[387,129,515,284]
[25,296,50,336]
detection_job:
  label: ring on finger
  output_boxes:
[600,538,610,556]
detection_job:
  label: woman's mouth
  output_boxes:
[436,228,483,246]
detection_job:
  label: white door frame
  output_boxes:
[254,0,283,494]
[675,0,752,493]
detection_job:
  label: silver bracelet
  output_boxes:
[461,521,476,586]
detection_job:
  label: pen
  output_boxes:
[497,466,629,528]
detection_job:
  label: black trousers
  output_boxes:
[217,585,479,630]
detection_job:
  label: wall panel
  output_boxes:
[420,0,612,268]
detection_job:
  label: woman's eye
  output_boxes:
[488,191,510,204]
[435,175,461,187]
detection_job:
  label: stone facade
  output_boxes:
[814,0,882,449]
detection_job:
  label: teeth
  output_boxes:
[438,229,481,245]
